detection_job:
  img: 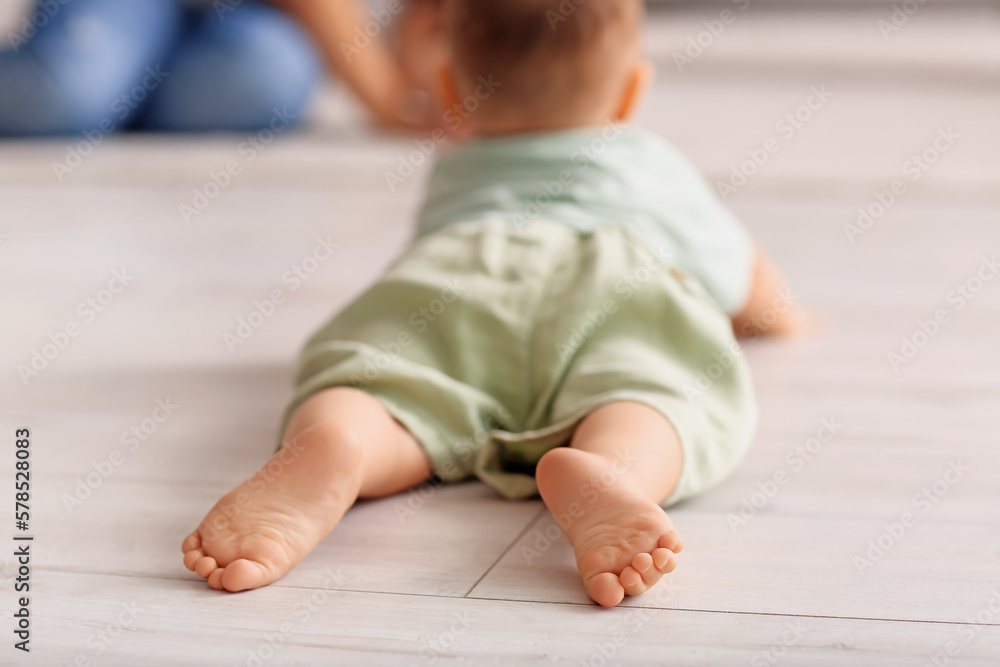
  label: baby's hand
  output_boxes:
[737,307,826,340]
[771,308,825,338]
[732,246,824,341]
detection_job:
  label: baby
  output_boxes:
[182,0,805,607]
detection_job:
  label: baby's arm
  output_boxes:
[731,245,815,339]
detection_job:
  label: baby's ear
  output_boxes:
[614,60,654,123]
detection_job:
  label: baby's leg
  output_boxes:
[535,402,686,607]
[182,387,431,592]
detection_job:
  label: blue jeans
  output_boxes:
[0,0,321,135]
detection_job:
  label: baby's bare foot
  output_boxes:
[535,447,684,607]
[182,423,362,592]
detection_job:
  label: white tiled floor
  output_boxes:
[2,5,1000,666]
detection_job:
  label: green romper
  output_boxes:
[280,123,758,507]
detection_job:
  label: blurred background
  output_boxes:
[0,1,999,664]
[1,0,998,202]
[1,0,998,200]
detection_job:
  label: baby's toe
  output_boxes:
[220,558,272,593]
[636,557,666,588]
[620,566,647,597]
[585,572,626,608]
[653,547,677,573]
[207,568,225,590]
[631,552,654,575]
[659,530,684,554]
[183,549,205,571]
[195,556,218,578]
[182,532,201,552]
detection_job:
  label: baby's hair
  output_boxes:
[448,0,642,123]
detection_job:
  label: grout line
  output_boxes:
[462,597,1000,629]
[461,505,549,598]
[34,567,1000,629]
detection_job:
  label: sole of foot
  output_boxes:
[536,447,684,607]
[182,422,362,592]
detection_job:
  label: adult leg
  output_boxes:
[139,1,320,132]
[0,0,184,135]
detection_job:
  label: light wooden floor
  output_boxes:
[2,5,1000,666]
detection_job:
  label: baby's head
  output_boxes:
[442,0,649,136]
